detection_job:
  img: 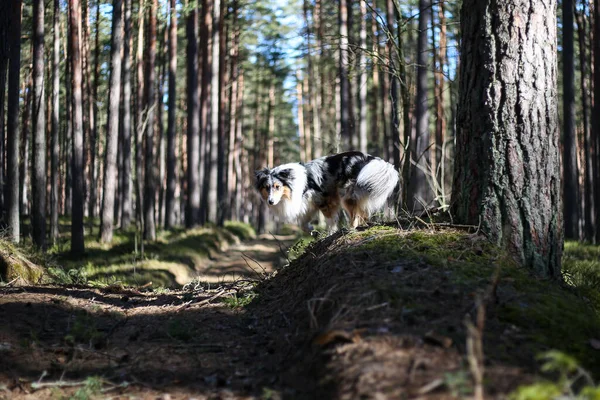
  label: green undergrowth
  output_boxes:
[47,220,256,288]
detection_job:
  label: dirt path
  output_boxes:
[197,234,295,283]
[0,236,297,399]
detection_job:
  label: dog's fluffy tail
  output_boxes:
[351,158,399,215]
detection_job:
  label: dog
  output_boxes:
[255,151,399,233]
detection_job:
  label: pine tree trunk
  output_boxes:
[593,0,600,243]
[6,0,22,243]
[207,0,221,224]
[135,0,145,238]
[385,0,400,168]
[339,0,351,150]
[143,0,158,240]
[121,0,133,229]
[0,5,6,218]
[370,5,379,155]
[185,0,201,227]
[165,0,178,229]
[452,0,562,277]
[313,0,323,159]
[51,0,60,243]
[21,73,32,217]
[575,5,594,242]
[358,0,367,154]
[562,0,579,239]
[100,0,124,243]
[70,0,86,254]
[409,0,432,210]
[88,0,101,220]
[227,0,239,220]
[199,0,213,225]
[32,0,47,249]
[216,0,226,226]
[433,2,448,196]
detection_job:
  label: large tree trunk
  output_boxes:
[99,0,124,243]
[121,0,133,229]
[165,0,178,229]
[186,1,201,227]
[452,0,562,277]
[6,0,22,243]
[32,0,47,249]
[562,0,579,239]
[143,0,158,240]
[70,0,86,254]
[50,0,60,243]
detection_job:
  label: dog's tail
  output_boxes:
[351,158,400,215]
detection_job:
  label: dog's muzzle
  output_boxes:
[268,199,275,205]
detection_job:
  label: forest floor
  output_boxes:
[1,222,600,399]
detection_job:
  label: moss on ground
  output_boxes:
[49,221,257,288]
[253,225,600,397]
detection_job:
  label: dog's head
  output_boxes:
[255,167,294,206]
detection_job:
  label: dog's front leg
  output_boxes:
[299,213,315,234]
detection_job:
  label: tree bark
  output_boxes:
[32,0,47,249]
[6,0,22,243]
[100,0,124,243]
[70,0,86,254]
[452,0,562,277]
[51,0,60,243]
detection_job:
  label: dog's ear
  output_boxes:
[276,168,293,180]
[254,168,269,188]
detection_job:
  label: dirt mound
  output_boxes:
[251,225,600,398]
